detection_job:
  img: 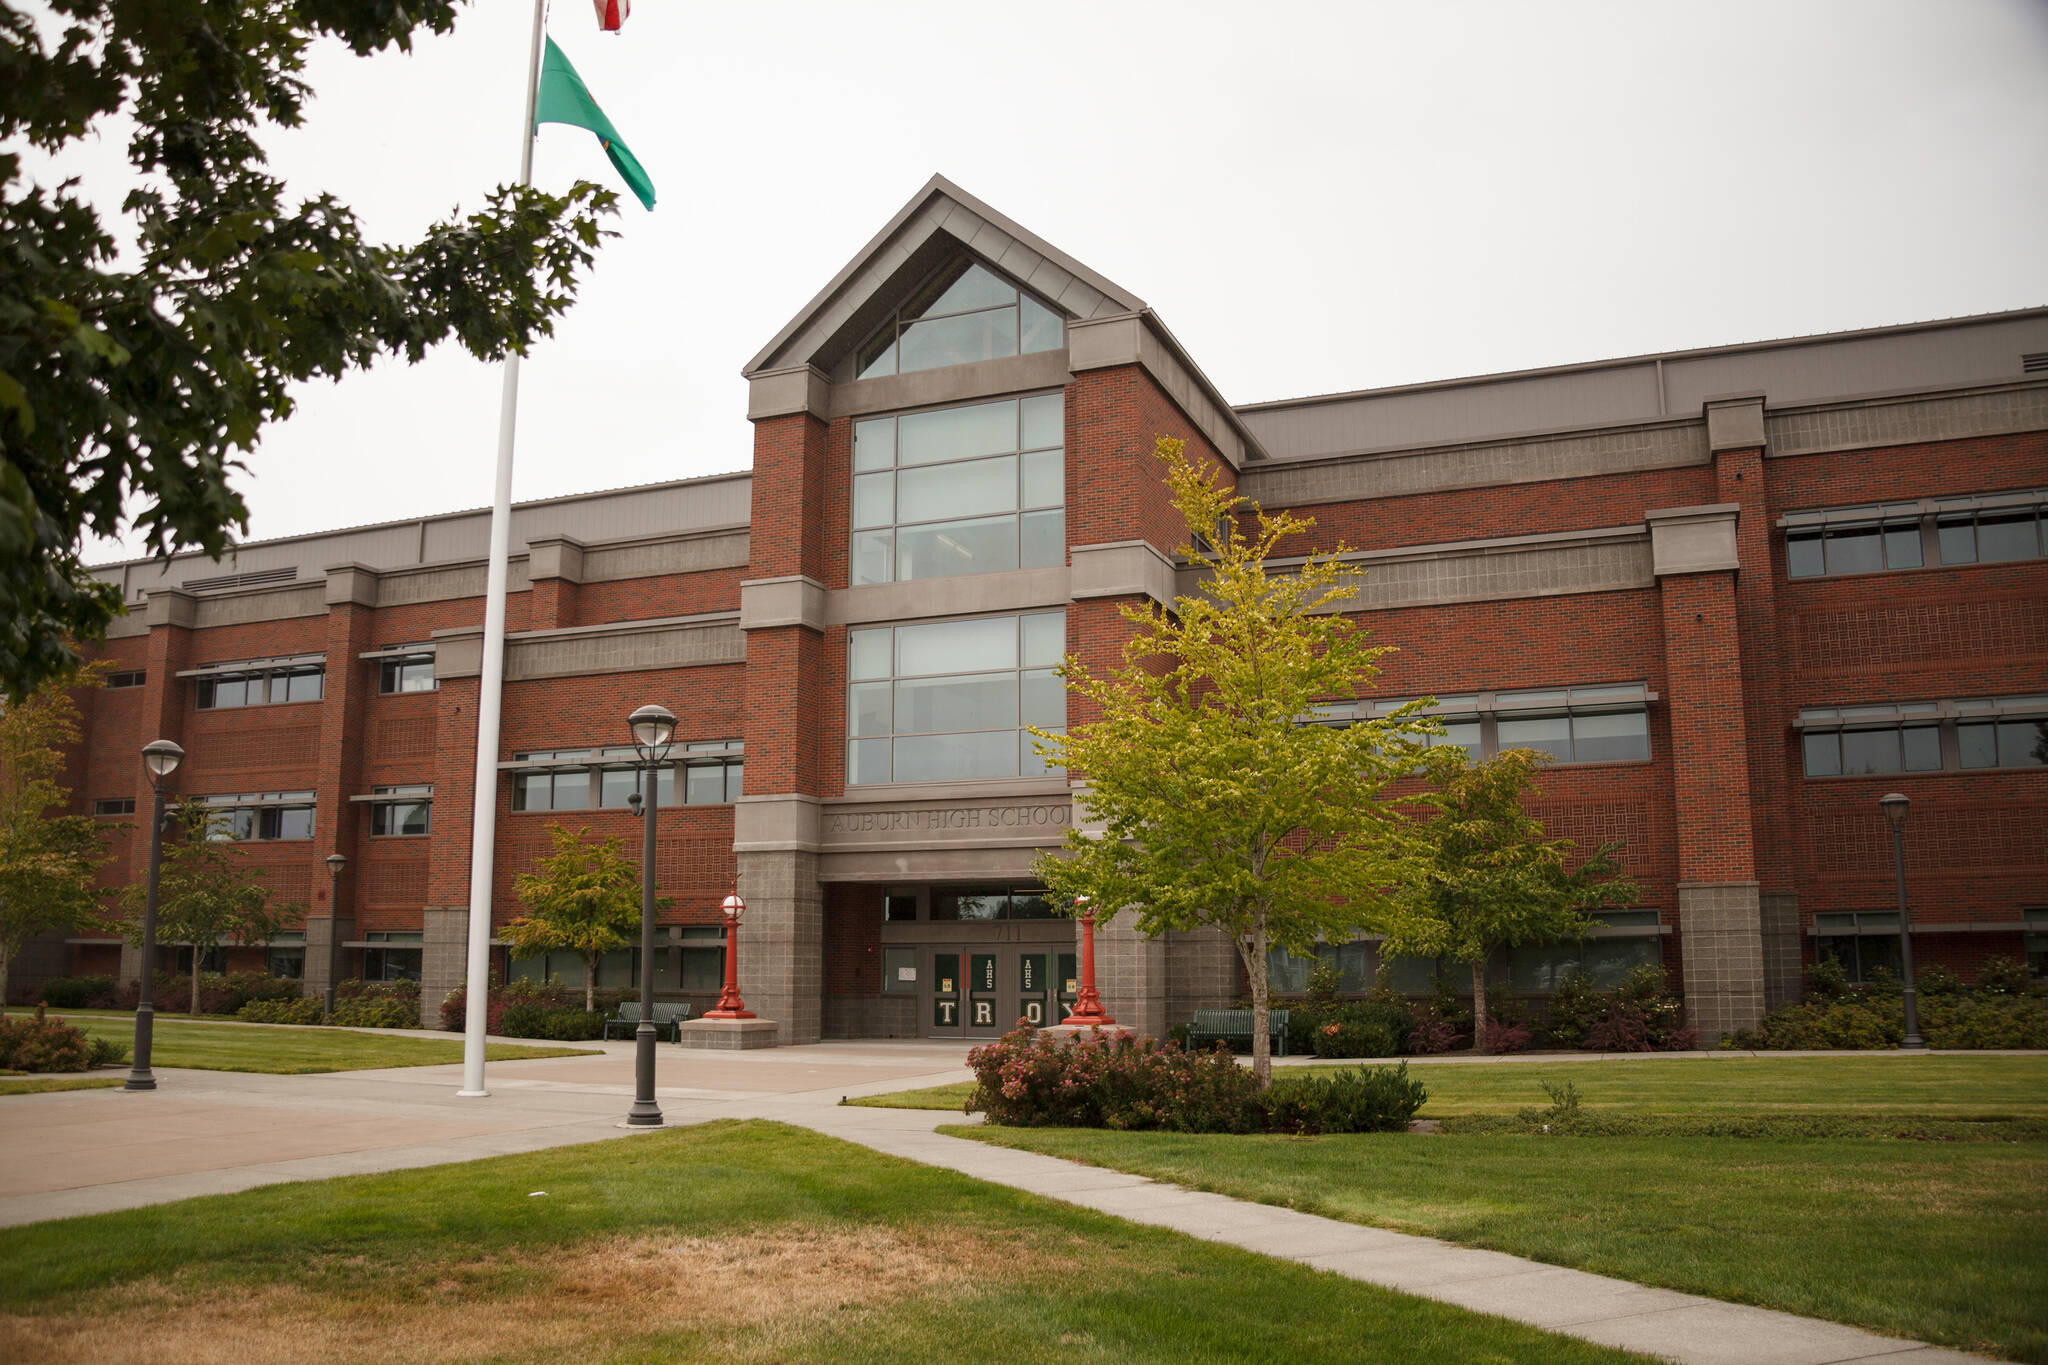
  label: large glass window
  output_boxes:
[200,791,316,841]
[1350,685,1651,767]
[855,261,1063,380]
[378,652,436,694]
[369,784,432,836]
[1938,506,2045,565]
[511,742,742,811]
[1783,491,2047,578]
[852,394,1064,585]
[1800,697,2047,776]
[1815,914,1902,984]
[362,931,422,983]
[194,662,324,709]
[848,612,1064,784]
[929,886,1056,921]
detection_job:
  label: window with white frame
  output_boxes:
[1781,489,2047,579]
[377,650,435,694]
[1797,696,2047,777]
[851,394,1064,585]
[200,791,315,841]
[855,260,1063,380]
[193,660,324,709]
[368,784,432,836]
[847,612,1065,784]
[510,741,743,812]
[1318,684,1654,766]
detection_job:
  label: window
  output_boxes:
[200,792,315,841]
[1781,490,2047,578]
[369,785,432,836]
[378,652,436,694]
[678,926,726,991]
[1505,911,1663,990]
[362,931,422,983]
[851,394,1064,585]
[928,886,1056,921]
[855,260,1063,380]
[1799,696,2048,776]
[847,612,1065,784]
[2026,909,2047,980]
[194,661,324,709]
[510,742,743,812]
[173,946,229,975]
[92,798,135,816]
[1815,913,1902,983]
[1338,684,1653,767]
[106,671,145,689]
[882,945,918,994]
[883,889,919,922]
[266,932,305,980]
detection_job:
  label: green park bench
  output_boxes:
[1187,1008,1290,1057]
[603,1001,692,1042]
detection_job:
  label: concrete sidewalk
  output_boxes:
[0,1042,2003,1364]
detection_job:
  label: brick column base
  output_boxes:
[737,850,822,1045]
[1679,881,1766,1041]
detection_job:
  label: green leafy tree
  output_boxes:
[0,1,617,700]
[123,799,295,1014]
[1033,439,1450,1087]
[504,823,660,1013]
[0,665,110,1003]
[1377,748,1638,1051]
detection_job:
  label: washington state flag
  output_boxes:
[535,37,655,210]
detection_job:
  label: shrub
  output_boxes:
[967,1027,1265,1133]
[497,1003,605,1040]
[1917,964,1964,996]
[1567,966,1697,1052]
[0,1016,95,1072]
[1310,1002,1412,1059]
[1482,1016,1532,1054]
[1405,1013,1460,1054]
[88,1034,129,1068]
[1264,1064,1427,1134]
[238,997,324,1025]
[36,976,116,1009]
[1976,955,2030,996]
[442,976,633,1034]
[1804,957,1851,1001]
[329,979,421,1030]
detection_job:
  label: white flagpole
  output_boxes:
[459,0,548,1098]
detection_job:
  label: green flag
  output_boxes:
[535,37,655,210]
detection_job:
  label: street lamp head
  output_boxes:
[1879,792,1910,831]
[141,738,184,782]
[626,703,676,755]
[325,853,348,874]
[721,890,745,923]
[626,790,643,814]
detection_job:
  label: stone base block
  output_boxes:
[1039,1022,1140,1043]
[675,1017,780,1050]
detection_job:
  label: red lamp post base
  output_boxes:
[704,891,753,1019]
[1059,907,1116,1027]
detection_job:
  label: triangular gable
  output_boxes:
[744,174,1147,379]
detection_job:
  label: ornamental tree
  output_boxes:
[0,665,110,1004]
[122,799,295,1014]
[0,1,617,700]
[504,823,660,1013]
[1375,747,1638,1051]
[1032,439,1452,1088]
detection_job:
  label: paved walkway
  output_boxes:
[0,1040,2004,1364]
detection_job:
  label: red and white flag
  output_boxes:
[593,0,628,32]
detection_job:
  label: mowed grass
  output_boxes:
[0,1121,1652,1365]
[64,1017,595,1074]
[0,1076,122,1097]
[952,1122,2048,1362]
[851,1054,2048,1118]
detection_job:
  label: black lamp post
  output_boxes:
[623,702,676,1127]
[324,853,348,1019]
[1878,792,1925,1051]
[126,738,185,1092]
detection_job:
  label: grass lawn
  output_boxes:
[945,1055,2048,1364]
[0,1076,122,1097]
[65,1017,595,1074]
[851,1054,2048,1118]
[0,1121,1651,1365]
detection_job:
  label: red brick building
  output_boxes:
[42,177,2048,1043]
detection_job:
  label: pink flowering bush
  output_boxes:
[966,1025,1265,1133]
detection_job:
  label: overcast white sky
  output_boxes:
[62,0,2048,562]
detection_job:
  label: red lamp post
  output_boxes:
[1061,894,1115,1027]
[702,888,754,1019]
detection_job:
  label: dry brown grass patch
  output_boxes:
[0,1224,1032,1364]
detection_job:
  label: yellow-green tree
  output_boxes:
[0,667,110,1003]
[1376,748,1637,1051]
[123,800,295,1014]
[1032,439,1451,1087]
[504,824,660,1014]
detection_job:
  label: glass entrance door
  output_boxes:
[926,946,1033,1039]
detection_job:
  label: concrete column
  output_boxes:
[1095,909,1167,1039]
[1759,891,1804,1009]
[1166,926,1241,1025]
[303,914,356,1004]
[419,907,470,1024]
[736,849,822,1044]
[119,938,143,987]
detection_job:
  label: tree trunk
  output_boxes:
[585,959,596,1015]
[0,942,12,1010]
[191,954,203,1016]
[1248,915,1271,1089]
[1471,958,1489,1054]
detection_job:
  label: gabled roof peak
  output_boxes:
[744,175,1147,378]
